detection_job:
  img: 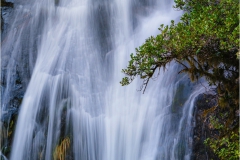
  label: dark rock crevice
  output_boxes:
[1,0,13,7]
[192,93,220,160]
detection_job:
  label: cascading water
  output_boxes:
[1,0,208,159]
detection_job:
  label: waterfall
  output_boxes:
[1,0,207,159]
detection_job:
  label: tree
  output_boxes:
[120,0,239,159]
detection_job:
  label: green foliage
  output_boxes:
[209,115,224,130]
[121,0,239,89]
[204,131,240,160]
[202,104,240,159]
[121,0,239,159]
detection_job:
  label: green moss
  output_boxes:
[204,131,240,160]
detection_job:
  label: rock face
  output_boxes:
[1,1,31,158]
[191,93,220,160]
[1,0,13,37]
[1,1,14,158]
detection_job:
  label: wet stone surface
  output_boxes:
[1,0,14,38]
[191,93,220,160]
[1,1,26,159]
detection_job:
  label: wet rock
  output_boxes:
[1,0,14,38]
[1,2,30,158]
[191,92,220,160]
[1,0,13,7]
[1,0,38,157]
[1,107,18,158]
[0,69,25,159]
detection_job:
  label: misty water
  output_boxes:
[1,0,207,159]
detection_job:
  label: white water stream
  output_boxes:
[1,0,207,159]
